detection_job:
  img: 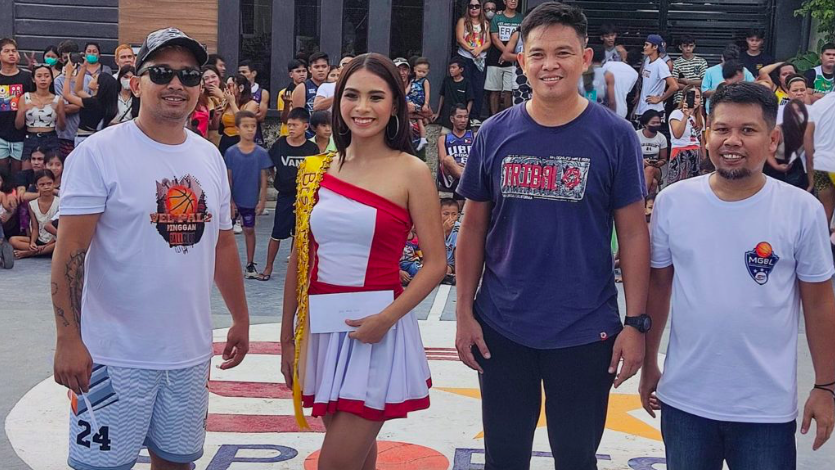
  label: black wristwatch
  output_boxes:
[624,314,652,333]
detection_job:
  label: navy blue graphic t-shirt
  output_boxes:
[457,101,646,349]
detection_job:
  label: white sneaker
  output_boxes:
[233,221,243,234]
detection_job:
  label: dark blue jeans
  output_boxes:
[661,403,796,470]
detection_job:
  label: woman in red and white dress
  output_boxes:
[280,53,446,470]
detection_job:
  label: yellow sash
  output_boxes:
[291,151,335,429]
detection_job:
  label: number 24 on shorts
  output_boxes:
[76,419,112,451]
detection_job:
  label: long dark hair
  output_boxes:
[769,62,797,93]
[230,73,252,107]
[332,53,414,163]
[30,63,54,93]
[94,73,120,127]
[782,99,808,162]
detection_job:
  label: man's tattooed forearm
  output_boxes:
[55,307,70,327]
[65,250,86,331]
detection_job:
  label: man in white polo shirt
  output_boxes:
[641,82,835,469]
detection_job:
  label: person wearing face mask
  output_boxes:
[113,66,135,124]
[42,46,62,79]
[82,42,112,78]
[485,0,522,116]
[637,110,668,201]
[61,60,120,146]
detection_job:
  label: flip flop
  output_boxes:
[256,273,271,281]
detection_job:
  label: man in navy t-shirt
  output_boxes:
[455,3,651,469]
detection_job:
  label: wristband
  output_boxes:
[814,380,835,398]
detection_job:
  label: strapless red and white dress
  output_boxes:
[301,173,432,421]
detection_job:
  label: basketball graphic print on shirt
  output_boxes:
[745,241,779,285]
[500,155,591,201]
[150,175,213,252]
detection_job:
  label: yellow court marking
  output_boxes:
[437,388,662,441]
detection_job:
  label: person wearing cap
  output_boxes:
[394,57,411,91]
[634,34,678,123]
[52,27,250,470]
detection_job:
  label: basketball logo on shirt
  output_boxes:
[745,242,779,285]
[149,175,213,252]
[501,155,590,202]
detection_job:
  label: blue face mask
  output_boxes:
[86,54,99,64]
[44,57,58,66]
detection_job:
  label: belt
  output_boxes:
[28,131,57,138]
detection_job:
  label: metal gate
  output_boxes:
[542,0,777,64]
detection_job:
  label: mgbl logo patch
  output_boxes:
[745,242,779,285]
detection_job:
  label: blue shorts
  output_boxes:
[68,361,210,470]
[237,206,256,228]
[0,136,24,161]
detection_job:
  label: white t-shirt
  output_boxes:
[29,197,59,244]
[60,121,233,370]
[316,82,336,100]
[651,175,834,423]
[809,93,835,172]
[636,57,671,116]
[636,129,667,162]
[602,61,638,119]
[668,109,700,149]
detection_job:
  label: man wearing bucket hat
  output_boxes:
[52,28,250,470]
[634,34,678,123]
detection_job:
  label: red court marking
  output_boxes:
[213,341,281,355]
[304,441,449,469]
[208,414,325,433]
[209,381,293,399]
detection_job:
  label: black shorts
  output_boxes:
[271,194,295,240]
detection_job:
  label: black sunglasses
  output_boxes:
[138,65,202,87]
[469,4,481,9]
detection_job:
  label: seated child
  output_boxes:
[440,198,460,284]
[399,226,422,285]
[10,169,59,259]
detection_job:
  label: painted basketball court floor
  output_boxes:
[2,216,833,469]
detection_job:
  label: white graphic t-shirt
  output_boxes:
[60,121,233,370]
[636,129,667,163]
[651,175,834,422]
[636,57,672,116]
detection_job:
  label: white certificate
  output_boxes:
[308,291,394,334]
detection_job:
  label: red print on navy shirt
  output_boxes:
[500,155,591,201]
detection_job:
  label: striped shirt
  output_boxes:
[672,56,708,103]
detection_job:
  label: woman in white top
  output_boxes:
[15,64,64,169]
[667,85,704,186]
[455,0,491,120]
[113,65,136,124]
